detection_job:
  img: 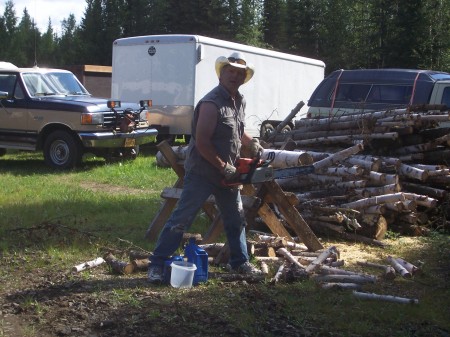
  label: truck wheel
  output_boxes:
[44,130,83,169]
[260,122,275,139]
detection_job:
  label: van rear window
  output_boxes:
[335,84,371,102]
[333,83,412,105]
[366,85,412,104]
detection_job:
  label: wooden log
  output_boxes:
[129,250,150,261]
[155,145,188,167]
[387,256,411,278]
[321,282,362,290]
[313,274,377,284]
[277,248,307,269]
[261,149,314,167]
[255,234,288,248]
[384,174,399,185]
[319,165,365,176]
[354,184,401,198]
[253,246,277,257]
[356,261,396,280]
[402,182,447,199]
[213,242,230,265]
[395,257,422,275]
[131,258,150,272]
[308,220,346,233]
[399,163,429,181]
[72,257,105,273]
[270,262,287,284]
[312,143,364,171]
[341,192,406,210]
[260,261,269,275]
[103,252,130,274]
[305,246,340,273]
[367,171,386,185]
[358,214,388,240]
[339,232,387,247]
[393,133,450,155]
[319,265,365,276]
[353,291,419,304]
[290,251,321,257]
[403,193,438,208]
[198,243,225,257]
[346,157,380,172]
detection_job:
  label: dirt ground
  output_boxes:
[1,237,449,337]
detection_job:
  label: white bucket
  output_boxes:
[170,261,197,288]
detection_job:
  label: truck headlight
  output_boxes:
[81,113,104,125]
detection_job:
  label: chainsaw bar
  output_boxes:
[250,165,315,183]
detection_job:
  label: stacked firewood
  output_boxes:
[262,106,450,239]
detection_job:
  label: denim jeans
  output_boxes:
[150,172,249,269]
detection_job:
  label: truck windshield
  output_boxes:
[22,72,90,97]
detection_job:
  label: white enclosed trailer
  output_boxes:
[111,34,325,138]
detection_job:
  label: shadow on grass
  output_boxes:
[0,144,161,176]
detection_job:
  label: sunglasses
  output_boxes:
[228,57,246,66]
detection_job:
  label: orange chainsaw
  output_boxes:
[224,155,315,186]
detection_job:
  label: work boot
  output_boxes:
[233,261,263,275]
[148,264,164,283]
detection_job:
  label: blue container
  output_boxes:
[184,238,208,285]
[163,255,183,284]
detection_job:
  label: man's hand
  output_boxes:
[241,138,264,158]
[222,163,240,181]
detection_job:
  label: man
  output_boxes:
[148,51,263,283]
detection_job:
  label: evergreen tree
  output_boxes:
[0,0,18,62]
[235,0,264,46]
[38,19,58,67]
[78,0,105,64]
[262,0,288,50]
[12,8,37,66]
[58,14,80,66]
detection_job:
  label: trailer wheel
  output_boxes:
[260,122,275,139]
[44,130,83,169]
[281,125,292,133]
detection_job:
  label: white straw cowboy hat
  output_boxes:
[215,51,255,84]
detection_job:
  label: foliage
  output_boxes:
[0,0,450,74]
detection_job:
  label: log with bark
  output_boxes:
[72,257,105,273]
[353,291,419,304]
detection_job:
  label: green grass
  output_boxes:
[0,148,184,250]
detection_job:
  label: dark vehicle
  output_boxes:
[0,62,158,169]
[307,69,450,117]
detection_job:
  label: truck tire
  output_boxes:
[44,130,83,169]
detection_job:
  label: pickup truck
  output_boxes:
[0,62,158,169]
[307,68,450,118]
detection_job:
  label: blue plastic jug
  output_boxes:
[184,238,208,284]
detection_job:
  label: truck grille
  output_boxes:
[102,111,140,131]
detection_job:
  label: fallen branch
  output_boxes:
[356,261,396,280]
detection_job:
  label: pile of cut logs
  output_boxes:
[264,105,450,239]
[71,233,420,302]
[157,105,450,241]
